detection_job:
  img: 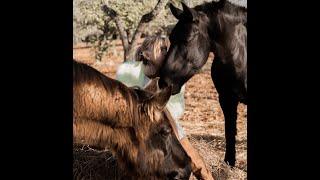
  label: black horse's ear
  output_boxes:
[181,2,197,21]
[169,3,183,19]
[212,0,226,10]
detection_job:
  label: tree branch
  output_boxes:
[127,0,169,60]
[102,0,168,61]
[102,5,129,58]
[98,17,112,33]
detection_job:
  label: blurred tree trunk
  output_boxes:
[102,0,169,61]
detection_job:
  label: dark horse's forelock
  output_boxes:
[161,0,247,166]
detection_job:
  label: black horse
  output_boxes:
[159,0,247,166]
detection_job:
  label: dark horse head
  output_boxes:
[159,0,247,95]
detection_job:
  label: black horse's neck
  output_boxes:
[195,1,246,58]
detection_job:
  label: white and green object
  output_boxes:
[115,60,149,88]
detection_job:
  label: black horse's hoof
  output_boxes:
[224,158,236,167]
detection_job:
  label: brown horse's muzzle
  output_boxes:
[166,164,192,180]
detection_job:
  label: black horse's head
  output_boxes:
[159,1,225,94]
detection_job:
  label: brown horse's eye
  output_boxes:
[159,126,171,137]
[161,46,167,52]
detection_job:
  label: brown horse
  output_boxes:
[73,60,191,179]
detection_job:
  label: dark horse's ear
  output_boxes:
[212,0,226,10]
[169,3,183,19]
[181,2,197,21]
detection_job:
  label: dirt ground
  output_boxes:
[73,41,247,180]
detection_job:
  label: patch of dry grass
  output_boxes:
[73,145,120,180]
[188,135,246,180]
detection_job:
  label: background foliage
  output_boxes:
[73,0,212,61]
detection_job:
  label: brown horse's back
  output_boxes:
[73,60,136,127]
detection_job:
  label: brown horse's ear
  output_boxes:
[142,51,152,61]
[143,78,159,93]
[135,46,143,61]
[169,3,183,19]
[181,2,197,22]
[149,85,172,110]
[136,49,152,62]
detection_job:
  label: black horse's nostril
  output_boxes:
[158,78,168,89]
[171,85,182,95]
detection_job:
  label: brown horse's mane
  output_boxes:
[73,60,148,129]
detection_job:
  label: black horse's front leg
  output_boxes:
[219,94,238,166]
[211,57,239,166]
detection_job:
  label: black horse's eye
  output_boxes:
[186,30,200,43]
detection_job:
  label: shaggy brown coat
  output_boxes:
[73,60,191,179]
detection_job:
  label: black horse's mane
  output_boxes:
[194,0,246,17]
